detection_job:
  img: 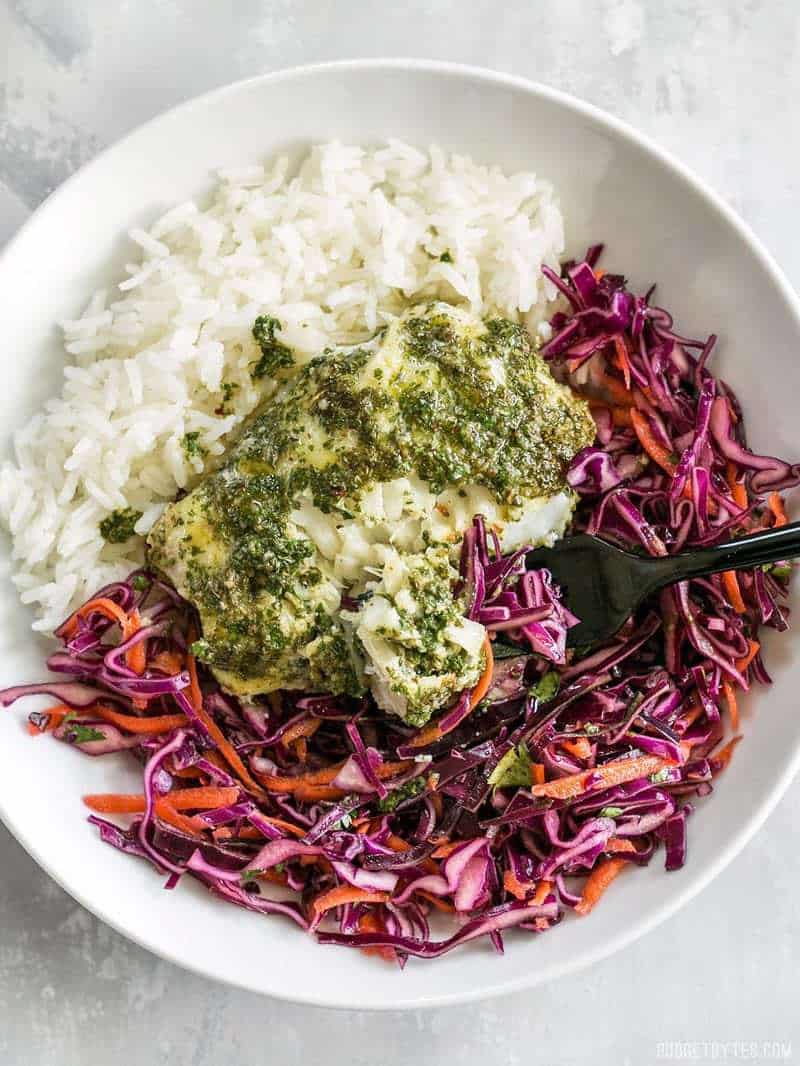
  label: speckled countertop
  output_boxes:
[1,3,799,1064]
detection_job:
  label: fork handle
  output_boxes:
[642,520,800,590]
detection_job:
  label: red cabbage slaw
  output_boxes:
[1,246,796,965]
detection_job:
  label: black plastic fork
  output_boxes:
[525,522,800,648]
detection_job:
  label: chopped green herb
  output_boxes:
[190,638,211,659]
[440,250,453,263]
[584,723,602,736]
[67,724,106,744]
[131,574,149,591]
[529,671,560,703]
[251,315,294,379]
[764,562,793,581]
[274,862,286,874]
[240,869,263,882]
[331,812,354,831]
[599,806,624,819]
[99,507,143,544]
[488,742,532,790]
[491,639,526,660]
[182,431,208,460]
[651,767,673,784]
[377,776,426,812]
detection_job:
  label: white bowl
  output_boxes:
[1,59,799,1010]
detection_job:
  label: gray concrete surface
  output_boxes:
[1,2,799,1063]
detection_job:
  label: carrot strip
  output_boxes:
[469,638,495,710]
[256,816,306,838]
[722,570,747,615]
[503,867,531,901]
[630,409,677,475]
[83,786,239,815]
[560,737,593,761]
[61,596,129,638]
[532,879,553,906]
[613,335,632,391]
[711,734,742,773]
[589,401,633,428]
[258,758,412,796]
[431,840,463,859]
[769,491,788,527]
[574,857,627,915]
[531,754,672,801]
[605,837,637,854]
[151,650,185,675]
[282,717,320,745]
[185,651,266,797]
[154,802,202,835]
[122,607,146,675]
[90,703,188,735]
[531,763,546,786]
[356,912,397,962]
[83,794,146,814]
[735,639,760,675]
[726,462,748,509]
[293,784,348,802]
[312,885,389,918]
[722,679,740,733]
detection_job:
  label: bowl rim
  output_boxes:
[2,57,800,1010]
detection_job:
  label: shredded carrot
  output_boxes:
[357,911,396,962]
[735,639,760,676]
[613,335,632,391]
[503,867,531,901]
[26,704,71,734]
[185,650,266,797]
[403,637,494,750]
[532,879,553,906]
[531,754,672,800]
[155,803,202,834]
[679,702,704,731]
[251,813,309,838]
[83,786,239,815]
[259,758,412,796]
[61,596,129,639]
[605,837,637,854]
[83,794,147,814]
[469,637,495,710]
[292,784,347,803]
[589,401,634,428]
[430,840,463,859]
[281,717,321,745]
[560,737,593,761]
[312,885,389,918]
[151,649,185,675]
[722,679,740,733]
[121,607,146,675]
[384,833,411,853]
[531,763,546,786]
[630,408,677,476]
[711,734,742,772]
[574,857,627,915]
[89,703,188,735]
[726,462,748,509]
[768,491,788,527]
[722,570,747,615]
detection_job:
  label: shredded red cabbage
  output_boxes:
[1,248,795,965]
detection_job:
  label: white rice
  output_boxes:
[0,140,565,633]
